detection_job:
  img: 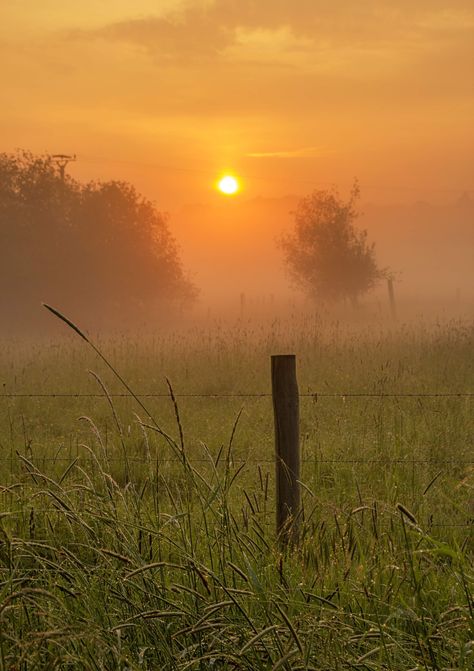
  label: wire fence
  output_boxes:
[1,390,473,469]
[1,392,474,398]
[0,512,468,530]
[1,387,472,533]
[0,457,472,466]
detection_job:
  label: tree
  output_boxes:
[280,182,384,305]
[0,151,197,331]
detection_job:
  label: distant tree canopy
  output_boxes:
[0,151,197,330]
[280,183,385,305]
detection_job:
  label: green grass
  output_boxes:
[0,316,472,669]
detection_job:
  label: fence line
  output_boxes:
[1,392,473,399]
[1,361,473,541]
[0,514,469,529]
[0,457,472,465]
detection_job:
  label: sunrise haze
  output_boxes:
[1,0,473,312]
[2,1,472,203]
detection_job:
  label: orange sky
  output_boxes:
[2,2,473,307]
[1,1,473,210]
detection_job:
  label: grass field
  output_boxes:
[0,315,473,670]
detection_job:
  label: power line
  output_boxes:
[79,154,473,194]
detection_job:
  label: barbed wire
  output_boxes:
[1,392,473,399]
[1,392,471,535]
[0,510,470,529]
[0,457,471,465]
[0,505,468,532]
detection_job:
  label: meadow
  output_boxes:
[0,314,472,670]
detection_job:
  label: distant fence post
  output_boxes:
[240,292,246,319]
[387,278,397,320]
[271,354,300,547]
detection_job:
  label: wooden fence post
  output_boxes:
[387,278,397,320]
[240,292,246,319]
[271,354,300,547]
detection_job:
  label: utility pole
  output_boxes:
[52,154,76,180]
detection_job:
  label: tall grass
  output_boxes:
[0,316,472,669]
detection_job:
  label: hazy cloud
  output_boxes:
[89,9,231,59]
[247,146,329,158]
[73,0,474,62]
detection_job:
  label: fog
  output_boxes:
[1,147,473,339]
[172,191,474,319]
[2,185,473,338]
[2,0,473,336]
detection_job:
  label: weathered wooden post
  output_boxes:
[387,277,397,321]
[240,292,246,319]
[271,354,300,547]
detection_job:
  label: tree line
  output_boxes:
[0,151,384,331]
[0,152,197,330]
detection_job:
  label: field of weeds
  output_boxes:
[0,315,472,670]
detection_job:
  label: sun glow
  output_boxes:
[217,175,240,195]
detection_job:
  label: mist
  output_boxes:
[170,190,474,322]
[2,164,473,338]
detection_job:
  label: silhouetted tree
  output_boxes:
[0,151,197,330]
[280,182,384,305]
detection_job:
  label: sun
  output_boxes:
[217,175,240,195]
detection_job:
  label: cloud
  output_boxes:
[89,9,231,59]
[247,146,329,158]
[70,0,474,63]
